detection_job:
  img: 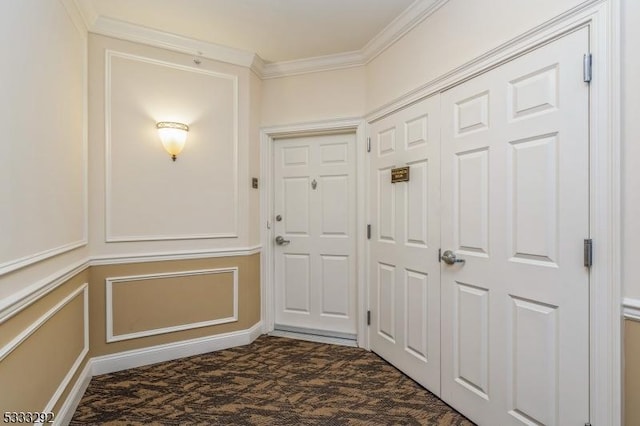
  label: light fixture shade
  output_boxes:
[156,122,189,161]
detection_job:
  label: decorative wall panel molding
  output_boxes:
[106,268,239,342]
[105,50,239,242]
[0,284,89,414]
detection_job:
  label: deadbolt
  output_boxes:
[276,214,282,221]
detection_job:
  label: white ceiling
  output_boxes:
[77,0,416,63]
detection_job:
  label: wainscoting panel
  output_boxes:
[106,268,238,342]
[0,283,88,414]
[90,254,261,356]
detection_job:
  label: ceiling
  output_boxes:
[77,0,416,63]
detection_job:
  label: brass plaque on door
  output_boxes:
[391,166,410,183]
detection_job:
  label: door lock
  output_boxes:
[441,250,465,265]
[275,235,290,246]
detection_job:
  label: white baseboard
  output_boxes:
[56,360,93,426]
[623,297,640,321]
[92,321,263,376]
[55,322,263,424]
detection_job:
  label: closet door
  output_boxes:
[440,27,590,425]
[368,95,441,393]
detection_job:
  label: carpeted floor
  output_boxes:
[71,336,473,425]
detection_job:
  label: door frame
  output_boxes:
[260,118,368,347]
[365,1,621,424]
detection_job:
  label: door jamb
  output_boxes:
[260,118,368,348]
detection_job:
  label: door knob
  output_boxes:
[275,235,290,246]
[441,250,465,265]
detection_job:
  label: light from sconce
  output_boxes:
[156,121,189,161]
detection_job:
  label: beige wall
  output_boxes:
[261,66,366,126]
[626,320,640,425]
[89,254,260,356]
[0,270,89,415]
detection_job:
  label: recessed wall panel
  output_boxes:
[456,149,489,255]
[509,65,558,120]
[405,270,429,361]
[284,254,310,313]
[321,175,349,236]
[406,160,429,247]
[108,270,237,341]
[283,146,309,166]
[284,177,310,235]
[378,128,396,156]
[378,263,396,342]
[455,283,489,398]
[320,143,348,164]
[378,168,396,242]
[509,297,558,426]
[509,135,558,264]
[405,114,428,148]
[321,255,350,317]
[455,91,489,135]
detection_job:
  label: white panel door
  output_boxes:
[440,28,590,425]
[274,133,357,335]
[369,96,441,392]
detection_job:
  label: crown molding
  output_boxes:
[361,0,448,63]
[59,0,90,35]
[77,0,447,78]
[90,16,259,69]
[261,50,365,79]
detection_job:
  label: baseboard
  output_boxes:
[92,321,264,376]
[56,360,93,426]
[623,297,640,321]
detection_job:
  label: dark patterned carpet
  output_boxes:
[71,336,473,425]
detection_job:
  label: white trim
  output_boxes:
[0,284,89,424]
[77,0,447,79]
[91,16,258,68]
[104,49,239,242]
[59,0,89,35]
[0,246,262,324]
[0,259,89,324]
[92,321,263,376]
[260,118,366,346]
[623,298,640,321]
[105,268,239,343]
[0,241,87,278]
[261,51,365,79]
[56,360,93,426]
[361,1,620,423]
[361,0,448,63]
[90,245,262,266]
[0,284,88,361]
[58,321,263,424]
[366,0,610,123]
[42,285,89,419]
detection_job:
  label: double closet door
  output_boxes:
[369,27,590,426]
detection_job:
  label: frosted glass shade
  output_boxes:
[156,122,189,161]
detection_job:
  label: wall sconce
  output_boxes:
[156,121,189,161]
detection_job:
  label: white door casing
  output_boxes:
[273,133,357,335]
[368,96,441,392]
[440,27,590,425]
